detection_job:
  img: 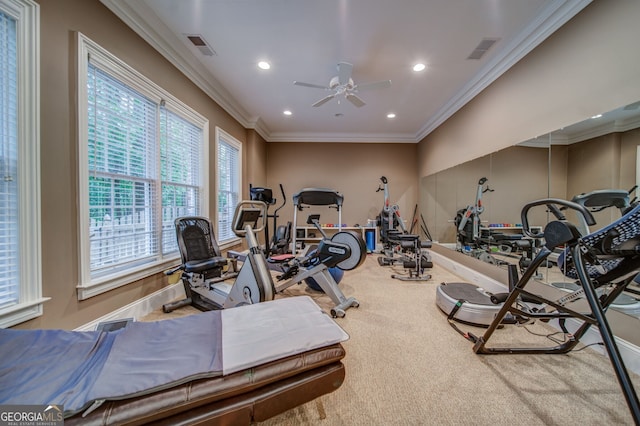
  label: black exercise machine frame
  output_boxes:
[471,198,640,424]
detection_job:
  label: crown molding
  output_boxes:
[266,132,418,143]
[562,116,640,145]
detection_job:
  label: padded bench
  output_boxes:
[0,296,349,425]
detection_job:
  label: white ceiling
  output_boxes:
[100,0,592,143]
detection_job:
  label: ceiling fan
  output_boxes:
[294,62,391,108]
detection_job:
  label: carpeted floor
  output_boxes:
[143,253,639,425]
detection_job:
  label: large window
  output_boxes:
[215,128,242,244]
[0,0,43,328]
[77,33,208,299]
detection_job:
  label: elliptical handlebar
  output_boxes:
[520,198,596,238]
[273,183,287,214]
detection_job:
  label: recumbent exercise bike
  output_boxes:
[162,200,275,313]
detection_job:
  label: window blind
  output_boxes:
[217,137,240,242]
[0,11,18,309]
[87,63,159,278]
[160,106,202,253]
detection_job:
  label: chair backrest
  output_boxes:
[174,217,222,263]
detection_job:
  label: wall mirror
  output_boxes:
[420,101,640,332]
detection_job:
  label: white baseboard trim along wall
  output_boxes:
[430,249,508,294]
[430,250,640,376]
[74,283,185,331]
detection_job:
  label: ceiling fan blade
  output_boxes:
[354,80,392,92]
[312,94,336,107]
[337,62,353,86]
[346,93,366,107]
[294,81,330,90]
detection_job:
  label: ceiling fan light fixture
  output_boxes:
[413,63,426,72]
[294,62,390,108]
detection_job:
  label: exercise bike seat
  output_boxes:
[184,256,228,274]
[558,202,640,280]
[268,254,295,263]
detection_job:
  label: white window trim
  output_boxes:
[76,32,208,300]
[0,0,46,328]
[215,127,242,248]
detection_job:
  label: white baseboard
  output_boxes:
[432,251,640,376]
[74,284,185,331]
[430,250,507,293]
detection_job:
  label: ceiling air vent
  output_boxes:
[186,34,216,56]
[467,38,500,60]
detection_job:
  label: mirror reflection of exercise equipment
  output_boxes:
[162,201,275,313]
[454,177,542,273]
[454,177,497,264]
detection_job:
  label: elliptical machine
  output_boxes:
[162,200,275,313]
[249,184,291,256]
[455,177,493,250]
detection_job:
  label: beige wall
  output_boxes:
[265,143,418,229]
[566,134,622,198]
[245,129,269,193]
[418,0,640,178]
[25,0,266,330]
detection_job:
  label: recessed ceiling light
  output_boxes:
[258,61,271,70]
[413,63,426,72]
[591,114,602,119]
[387,113,396,119]
[283,110,292,116]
